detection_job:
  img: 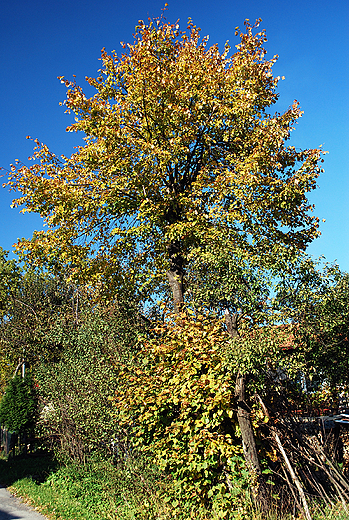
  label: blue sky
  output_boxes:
[1,0,348,271]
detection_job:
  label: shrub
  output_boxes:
[0,373,38,434]
[116,312,249,515]
[35,301,143,463]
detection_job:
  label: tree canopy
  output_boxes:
[6,17,324,306]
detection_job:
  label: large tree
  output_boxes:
[6,16,323,308]
[4,16,326,508]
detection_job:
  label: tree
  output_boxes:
[0,248,21,394]
[0,373,38,436]
[0,268,78,368]
[6,16,324,309]
[5,13,326,510]
[275,258,349,393]
[0,354,15,398]
[36,314,122,464]
[187,245,288,505]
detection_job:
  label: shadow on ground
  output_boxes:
[0,451,57,488]
[0,505,27,520]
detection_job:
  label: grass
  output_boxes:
[0,451,171,520]
[1,450,349,520]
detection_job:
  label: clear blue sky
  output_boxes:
[1,0,348,271]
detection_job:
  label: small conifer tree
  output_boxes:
[0,374,38,434]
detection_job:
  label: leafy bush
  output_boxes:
[116,311,249,515]
[35,301,144,463]
[36,345,117,463]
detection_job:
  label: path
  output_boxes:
[0,486,48,520]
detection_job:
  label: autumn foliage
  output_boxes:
[7,17,324,304]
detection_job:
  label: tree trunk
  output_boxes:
[235,373,261,476]
[224,308,238,337]
[224,309,268,508]
[235,372,269,508]
[167,240,184,313]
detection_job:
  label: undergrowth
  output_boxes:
[1,451,349,520]
[1,452,170,520]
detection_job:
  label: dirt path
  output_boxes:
[0,485,48,520]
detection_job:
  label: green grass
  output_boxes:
[0,452,171,520]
